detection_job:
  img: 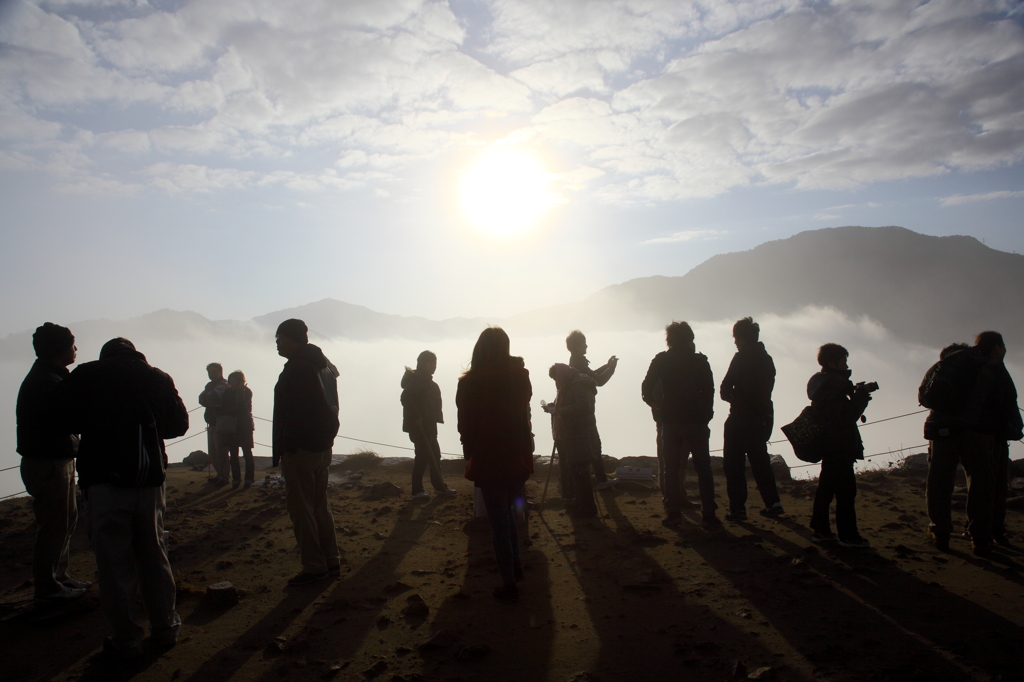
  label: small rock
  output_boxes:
[361,482,403,501]
[205,581,239,607]
[748,666,778,681]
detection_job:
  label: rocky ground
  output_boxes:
[1,454,1023,682]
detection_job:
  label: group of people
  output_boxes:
[12,316,1021,647]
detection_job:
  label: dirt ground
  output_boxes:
[1,456,1023,682]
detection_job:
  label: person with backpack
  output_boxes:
[401,351,456,499]
[58,338,189,658]
[642,321,719,528]
[549,363,599,518]
[807,343,873,547]
[272,319,343,586]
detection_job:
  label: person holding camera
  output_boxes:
[807,343,875,547]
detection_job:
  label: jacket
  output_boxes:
[199,378,227,426]
[641,346,714,426]
[456,357,534,484]
[16,360,77,460]
[922,350,999,440]
[400,369,443,436]
[807,368,870,461]
[221,385,255,433]
[272,344,340,465]
[59,349,188,489]
[569,352,616,387]
[552,369,598,465]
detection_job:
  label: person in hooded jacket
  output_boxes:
[272,319,342,586]
[807,343,873,547]
[720,317,783,521]
[401,351,456,499]
[58,337,188,658]
[457,327,534,602]
[221,370,255,489]
[550,363,598,518]
[642,321,719,528]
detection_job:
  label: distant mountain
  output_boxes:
[503,226,1024,350]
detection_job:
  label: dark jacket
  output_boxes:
[221,385,255,433]
[16,360,77,460]
[456,357,534,484]
[641,346,714,426]
[922,350,998,440]
[59,349,188,489]
[401,369,443,436]
[569,352,616,387]
[994,362,1023,441]
[272,344,340,465]
[199,378,227,426]
[553,370,598,465]
[807,368,870,461]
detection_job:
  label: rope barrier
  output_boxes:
[0,465,19,473]
[0,490,27,501]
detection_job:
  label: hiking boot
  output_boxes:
[993,533,1011,547]
[60,577,92,590]
[435,487,457,496]
[287,570,329,586]
[493,584,519,602]
[837,535,870,548]
[759,502,785,518]
[661,514,682,528]
[327,563,345,578]
[724,510,747,522]
[928,531,950,551]
[811,531,836,543]
[34,585,86,604]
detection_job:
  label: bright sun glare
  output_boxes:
[459,148,553,239]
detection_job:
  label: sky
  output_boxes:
[2,0,1024,337]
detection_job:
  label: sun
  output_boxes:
[459,147,554,239]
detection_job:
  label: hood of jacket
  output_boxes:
[807,368,851,400]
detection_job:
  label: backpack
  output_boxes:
[108,393,167,488]
[918,350,978,414]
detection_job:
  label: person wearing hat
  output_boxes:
[272,319,343,586]
[15,322,90,603]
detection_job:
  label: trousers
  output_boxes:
[926,431,994,543]
[21,457,78,597]
[281,448,340,574]
[478,480,526,587]
[810,457,858,538]
[661,423,715,517]
[722,417,780,512]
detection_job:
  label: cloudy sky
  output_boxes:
[2,0,1023,335]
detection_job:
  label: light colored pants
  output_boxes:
[208,428,229,480]
[21,457,78,597]
[281,448,340,574]
[87,483,180,649]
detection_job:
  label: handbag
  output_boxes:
[215,415,238,434]
[781,405,825,463]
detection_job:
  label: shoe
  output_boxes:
[411,491,430,500]
[928,531,950,551]
[327,564,343,578]
[701,516,723,529]
[103,637,142,660]
[661,514,682,528]
[243,481,253,490]
[231,481,240,489]
[993,534,1011,547]
[837,535,870,548]
[61,577,92,590]
[596,480,617,491]
[151,631,178,648]
[435,487,457,496]
[493,584,519,602]
[962,530,973,541]
[34,585,86,604]
[759,503,785,518]
[287,571,329,586]
[972,542,994,557]
[211,477,228,487]
[725,510,747,522]
[811,531,836,543]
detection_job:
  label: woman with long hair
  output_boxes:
[222,370,255,489]
[456,327,534,602]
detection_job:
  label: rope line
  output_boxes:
[0,490,27,501]
[0,465,19,473]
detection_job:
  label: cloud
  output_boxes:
[814,213,841,220]
[642,229,724,244]
[939,189,1024,206]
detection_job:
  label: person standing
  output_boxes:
[16,322,89,604]
[807,343,873,548]
[720,317,784,521]
[60,338,189,658]
[222,370,256,489]
[566,330,618,490]
[199,363,229,486]
[457,327,534,602]
[401,351,455,499]
[642,321,719,528]
[272,319,342,586]
[549,363,598,518]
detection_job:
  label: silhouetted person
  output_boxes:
[642,321,719,528]
[550,363,598,518]
[199,362,229,486]
[59,338,188,658]
[272,319,342,586]
[402,351,456,499]
[15,323,89,604]
[457,327,534,602]
[567,330,617,489]
[646,376,694,508]
[922,341,999,554]
[808,343,872,548]
[222,370,255,489]
[720,317,783,521]
[973,331,1022,547]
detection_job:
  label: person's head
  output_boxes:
[467,327,511,374]
[416,350,437,375]
[566,330,587,355]
[974,331,1006,360]
[276,318,308,359]
[206,362,224,381]
[940,342,970,360]
[817,343,849,370]
[665,321,694,350]
[227,370,246,388]
[732,317,759,349]
[99,337,136,360]
[32,322,76,367]
[549,362,576,391]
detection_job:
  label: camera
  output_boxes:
[855,381,880,393]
